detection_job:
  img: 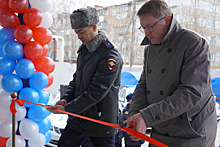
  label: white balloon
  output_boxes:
[38,12,53,29]
[19,118,39,140]
[28,133,46,147]
[0,118,18,138]
[0,91,11,109]
[7,103,26,121]
[0,108,9,121]
[29,0,51,13]
[6,135,25,147]
[0,75,3,90]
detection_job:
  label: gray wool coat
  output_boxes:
[128,15,217,147]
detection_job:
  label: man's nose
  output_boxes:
[78,35,82,39]
[145,30,151,35]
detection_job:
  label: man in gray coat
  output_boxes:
[124,0,217,146]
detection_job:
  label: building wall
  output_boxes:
[48,0,220,67]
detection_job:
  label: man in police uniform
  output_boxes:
[47,7,123,147]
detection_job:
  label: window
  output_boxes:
[216,21,220,30]
[199,1,214,12]
[63,19,66,24]
[211,53,214,61]
[216,5,220,14]
[64,41,68,47]
[69,41,72,47]
[117,4,128,13]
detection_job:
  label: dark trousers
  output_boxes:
[115,143,122,147]
[125,145,141,147]
[58,124,115,147]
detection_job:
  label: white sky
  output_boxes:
[87,0,131,7]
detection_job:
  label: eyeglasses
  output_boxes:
[139,16,165,33]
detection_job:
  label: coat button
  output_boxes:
[167,48,172,53]
[159,91,164,95]
[148,69,152,73]
[161,69,166,73]
[155,116,160,121]
[147,90,150,94]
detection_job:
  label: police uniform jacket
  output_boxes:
[128,15,217,146]
[62,31,123,137]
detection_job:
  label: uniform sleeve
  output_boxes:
[128,48,149,118]
[140,36,211,127]
[64,50,123,114]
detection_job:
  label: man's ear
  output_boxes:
[164,15,171,25]
[92,24,97,31]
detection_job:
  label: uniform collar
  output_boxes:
[86,30,108,53]
[140,14,182,46]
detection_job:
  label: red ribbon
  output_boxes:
[10,98,25,114]
[10,98,168,147]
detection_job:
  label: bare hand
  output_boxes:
[45,105,65,114]
[55,99,67,106]
[45,99,67,114]
[124,113,147,141]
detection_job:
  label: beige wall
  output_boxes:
[48,0,220,67]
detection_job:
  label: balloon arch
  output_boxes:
[0,0,55,146]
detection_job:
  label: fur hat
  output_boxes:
[70,7,99,29]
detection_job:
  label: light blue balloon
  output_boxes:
[29,72,48,91]
[0,57,16,76]
[38,90,49,104]
[1,74,23,92]
[15,59,35,79]
[0,28,14,46]
[44,131,52,145]
[47,102,53,115]
[0,45,6,58]
[19,87,39,107]
[35,118,51,134]
[3,40,24,60]
[27,104,49,121]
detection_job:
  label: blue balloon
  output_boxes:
[0,45,6,58]
[1,74,23,92]
[47,102,53,115]
[35,118,51,134]
[15,59,35,79]
[3,40,24,60]
[27,104,49,121]
[29,72,48,91]
[38,90,49,104]
[44,131,52,145]
[0,28,14,46]
[19,87,39,107]
[0,57,16,76]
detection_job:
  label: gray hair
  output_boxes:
[137,0,172,18]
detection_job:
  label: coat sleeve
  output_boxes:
[140,35,211,127]
[128,48,148,118]
[64,50,123,115]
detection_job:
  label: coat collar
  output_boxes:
[77,31,108,53]
[86,31,108,53]
[140,14,182,46]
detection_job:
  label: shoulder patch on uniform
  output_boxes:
[102,39,114,49]
[107,57,117,70]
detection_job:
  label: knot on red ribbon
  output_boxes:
[10,98,25,115]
